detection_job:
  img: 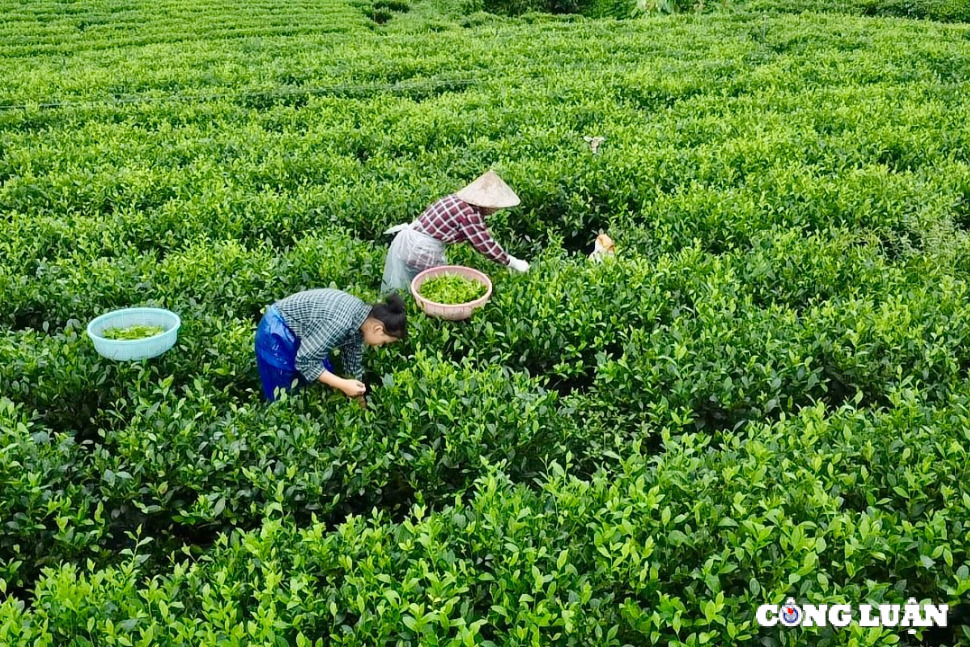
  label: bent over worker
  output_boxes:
[381,170,531,294]
[255,289,406,403]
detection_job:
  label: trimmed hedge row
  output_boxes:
[742,0,970,22]
[0,346,568,591]
[3,390,968,645]
[3,12,969,270]
[0,0,370,59]
[4,227,970,595]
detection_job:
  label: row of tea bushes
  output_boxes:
[0,348,568,592]
[743,0,970,22]
[4,227,970,593]
[3,11,969,266]
[3,108,967,267]
[0,0,370,59]
[3,387,968,645]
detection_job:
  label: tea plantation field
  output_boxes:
[2,0,970,643]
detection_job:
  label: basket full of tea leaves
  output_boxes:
[410,266,493,320]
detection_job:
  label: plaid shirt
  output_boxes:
[412,195,510,266]
[274,289,370,382]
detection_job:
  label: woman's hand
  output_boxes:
[318,370,367,397]
[340,379,367,397]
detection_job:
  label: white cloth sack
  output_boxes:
[380,223,446,295]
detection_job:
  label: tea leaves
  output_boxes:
[2,0,970,644]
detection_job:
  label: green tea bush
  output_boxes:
[90,351,565,529]
[0,336,571,589]
[0,399,108,593]
[742,0,970,22]
[0,231,382,331]
[3,389,968,644]
[595,269,970,432]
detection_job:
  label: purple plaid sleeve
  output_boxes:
[414,195,510,266]
[458,208,510,265]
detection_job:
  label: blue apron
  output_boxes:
[255,305,334,402]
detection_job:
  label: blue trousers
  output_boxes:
[255,306,333,402]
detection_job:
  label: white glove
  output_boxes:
[507,256,530,273]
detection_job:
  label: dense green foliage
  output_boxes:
[418,273,489,304]
[100,325,166,341]
[745,0,970,22]
[479,0,970,23]
[2,0,970,644]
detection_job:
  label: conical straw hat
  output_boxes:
[455,170,520,209]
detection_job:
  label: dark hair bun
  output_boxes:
[370,293,408,339]
[385,293,405,314]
